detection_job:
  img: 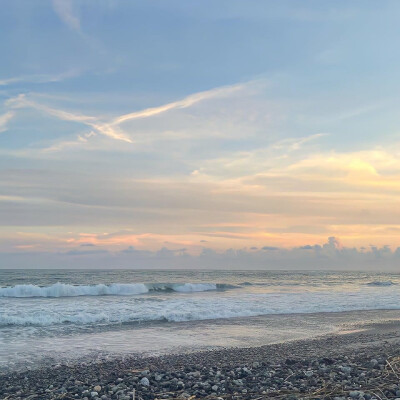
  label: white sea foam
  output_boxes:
[172,283,217,292]
[2,273,400,329]
[3,285,400,327]
[0,304,272,326]
[0,282,225,298]
[0,283,150,297]
[4,270,400,375]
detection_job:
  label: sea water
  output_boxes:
[1,269,400,372]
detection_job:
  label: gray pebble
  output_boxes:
[140,377,150,386]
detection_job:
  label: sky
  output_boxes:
[1,0,400,269]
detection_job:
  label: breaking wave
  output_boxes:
[0,282,236,298]
[3,288,400,327]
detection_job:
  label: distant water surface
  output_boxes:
[1,269,400,372]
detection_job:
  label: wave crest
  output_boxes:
[0,282,235,298]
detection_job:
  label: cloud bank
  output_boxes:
[1,237,399,270]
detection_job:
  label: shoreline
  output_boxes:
[4,308,400,375]
[3,319,400,399]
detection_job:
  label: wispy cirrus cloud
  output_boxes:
[192,133,328,179]
[5,81,253,148]
[6,94,132,143]
[0,111,15,133]
[0,70,80,87]
[43,131,97,152]
[114,82,247,124]
[52,0,81,33]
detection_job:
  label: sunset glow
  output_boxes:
[1,1,400,269]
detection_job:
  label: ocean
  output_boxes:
[1,269,400,373]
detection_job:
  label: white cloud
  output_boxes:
[43,131,97,152]
[52,0,81,32]
[192,133,328,179]
[5,80,256,149]
[6,94,132,143]
[114,82,247,124]
[0,111,15,133]
[0,70,80,86]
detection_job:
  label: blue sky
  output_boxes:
[1,1,400,268]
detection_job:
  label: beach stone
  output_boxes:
[140,377,150,386]
[340,366,352,374]
[8,324,400,400]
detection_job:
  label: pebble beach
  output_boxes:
[2,1,400,399]
[3,319,400,400]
